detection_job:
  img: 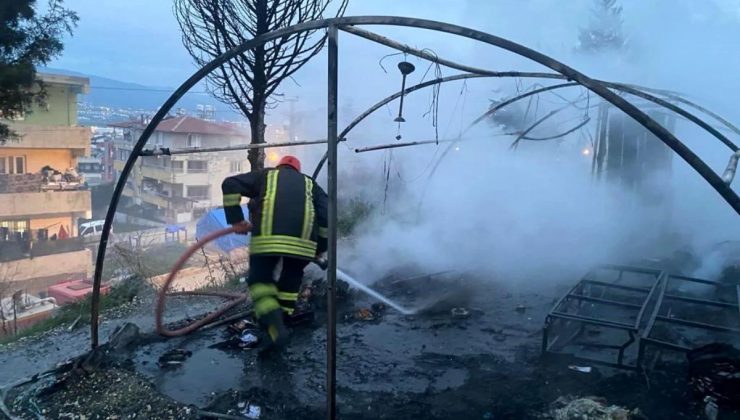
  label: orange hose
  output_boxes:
[155,224,252,337]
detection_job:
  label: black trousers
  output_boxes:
[248,255,309,315]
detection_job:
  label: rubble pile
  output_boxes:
[549,396,645,420]
[688,343,740,410]
[11,368,199,419]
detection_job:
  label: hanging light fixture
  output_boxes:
[394,61,416,123]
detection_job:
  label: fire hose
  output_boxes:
[155,224,252,337]
[154,223,329,337]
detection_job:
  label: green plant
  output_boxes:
[0,276,149,344]
[338,198,375,237]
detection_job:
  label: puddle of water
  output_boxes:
[134,343,248,406]
[431,368,468,391]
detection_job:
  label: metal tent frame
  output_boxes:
[89,16,740,419]
[542,266,740,371]
[541,264,666,370]
[638,274,740,368]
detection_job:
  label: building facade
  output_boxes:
[0,72,93,295]
[111,116,250,224]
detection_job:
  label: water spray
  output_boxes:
[314,257,415,315]
[336,269,415,315]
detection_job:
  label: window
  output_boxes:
[118,149,130,161]
[0,220,29,234]
[186,185,209,199]
[0,156,26,174]
[187,160,207,173]
[78,162,102,172]
[171,160,184,172]
[230,161,242,172]
[154,132,164,146]
[187,134,201,148]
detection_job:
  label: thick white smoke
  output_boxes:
[272,1,740,284]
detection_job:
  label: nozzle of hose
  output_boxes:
[314,257,328,270]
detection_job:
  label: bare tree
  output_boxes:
[174,0,348,169]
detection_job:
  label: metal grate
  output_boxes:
[639,275,740,369]
[542,265,665,369]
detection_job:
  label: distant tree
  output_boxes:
[578,0,626,53]
[0,0,78,143]
[174,0,348,170]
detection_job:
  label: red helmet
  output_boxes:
[277,155,301,172]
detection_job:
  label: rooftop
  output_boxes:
[37,72,90,94]
[109,115,247,137]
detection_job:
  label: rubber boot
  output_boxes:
[258,308,289,354]
[284,309,315,328]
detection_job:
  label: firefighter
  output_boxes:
[222,155,328,350]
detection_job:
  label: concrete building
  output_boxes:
[111,115,249,224]
[0,72,93,295]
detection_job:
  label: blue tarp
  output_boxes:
[165,224,186,233]
[195,205,250,253]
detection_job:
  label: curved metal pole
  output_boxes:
[313,73,488,178]
[90,19,337,347]
[649,92,740,138]
[343,24,740,146]
[426,81,740,189]
[322,82,579,181]
[341,74,740,215]
[510,105,569,149]
[313,71,739,179]
[607,83,738,152]
[312,78,579,178]
[521,117,591,141]
[92,15,740,350]
[420,86,586,206]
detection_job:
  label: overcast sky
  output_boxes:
[51,0,740,85]
[49,0,740,128]
[47,0,739,244]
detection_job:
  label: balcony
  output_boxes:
[0,189,91,219]
[137,188,194,212]
[0,237,85,263]
[139,163,209,184]
[140,164,179,183]
[139,189,169,208]
[5,123,91,155]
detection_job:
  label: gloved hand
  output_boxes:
[314,252,328,270]
[232,221,251,235]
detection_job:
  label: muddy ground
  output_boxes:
[0,268,734,419]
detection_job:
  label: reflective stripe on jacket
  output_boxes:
[222,167,328,259]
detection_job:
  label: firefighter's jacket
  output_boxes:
[221,167,328,259]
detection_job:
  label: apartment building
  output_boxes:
[111,115,249,224]
[0,72,93,294]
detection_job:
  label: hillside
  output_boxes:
[40,67,239,120]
